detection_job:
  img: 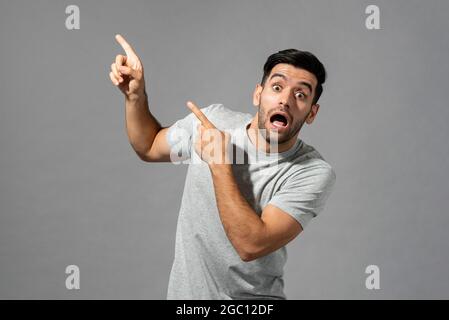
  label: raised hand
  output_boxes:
[109,34,146,100]
[186,101,232,165]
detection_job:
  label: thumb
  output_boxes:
[118,66,141,79]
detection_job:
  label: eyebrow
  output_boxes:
[269,73,313,94]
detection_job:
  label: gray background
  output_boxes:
[1,0,448,299]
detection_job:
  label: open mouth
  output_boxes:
[269,112,289,130]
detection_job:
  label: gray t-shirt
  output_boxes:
[165,104,336,299]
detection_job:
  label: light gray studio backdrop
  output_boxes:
[1,0,448,299]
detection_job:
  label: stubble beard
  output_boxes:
[257,103,305,147]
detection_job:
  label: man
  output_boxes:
[109,34,336,299]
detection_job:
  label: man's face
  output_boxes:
[253,63,320,145]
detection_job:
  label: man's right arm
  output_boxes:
[124,92,172,162]
[109,34,173,163]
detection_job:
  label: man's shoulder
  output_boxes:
[202,103,252,129]
[293,141,336,180]
[202,103,249,117]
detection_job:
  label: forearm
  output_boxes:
[125,91,162,157]
[209,164,266,261]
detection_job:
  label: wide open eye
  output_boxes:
[295,92,305,99]
[272,84,282,92]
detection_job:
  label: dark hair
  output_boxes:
[261,49,326,105]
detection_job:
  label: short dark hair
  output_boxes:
[261,49,327,105]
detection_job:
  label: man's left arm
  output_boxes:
[209,164,303,262]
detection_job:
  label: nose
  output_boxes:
[278,90,292,109]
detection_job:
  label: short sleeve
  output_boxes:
[267,164,336,229]
[165,104,221,164]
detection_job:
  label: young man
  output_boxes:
[109,34,336,299]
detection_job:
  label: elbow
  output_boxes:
[237,246,261,263]
[240,254,256,263]
[236,233,267,262]
[136,151,150,162]
[129,140,154,163]
[134,145,152,162]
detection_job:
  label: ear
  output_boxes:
[305,103,320,124]
[252,84,263,107]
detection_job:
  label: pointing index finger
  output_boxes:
[115,34,136,57]
[186,101,216,129]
